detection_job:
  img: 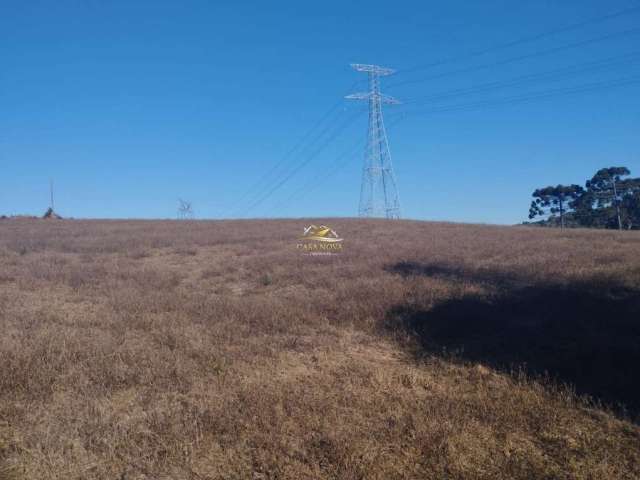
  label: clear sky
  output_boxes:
[2,0,639,223]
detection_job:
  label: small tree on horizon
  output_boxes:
[529,184,584,228]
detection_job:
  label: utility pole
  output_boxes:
[611,176,622,230]
[50,178,55,211]
[346,64,401,219]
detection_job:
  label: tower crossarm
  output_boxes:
[350,64,396,76]
[345,92,401,104]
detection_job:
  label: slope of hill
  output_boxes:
[0,219,639,479]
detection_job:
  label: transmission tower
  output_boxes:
[346,64,401,219]
[177,198,194,220]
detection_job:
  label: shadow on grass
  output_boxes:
[386,261,640,419]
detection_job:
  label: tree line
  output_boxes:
[527,167,640,230]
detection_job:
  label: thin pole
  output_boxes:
[50,179,54,211]
[612,177,622,230]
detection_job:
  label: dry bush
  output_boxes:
[0,218,638,479]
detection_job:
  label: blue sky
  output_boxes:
[1,0,639,223]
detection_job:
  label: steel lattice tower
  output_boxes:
[346,64,401,219]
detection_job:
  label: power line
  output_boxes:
[234,107,364,217]
[398,4,640,75]
[230,107,347,217]
[228,79,362,217]
[238,107,366,217]
[270,139,363,215]
[239,108,364,217]
[228,100,345,217]
[401,51,640,106]
[388,26,640,89]
[386,75,640,119]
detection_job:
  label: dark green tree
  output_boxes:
[586,167,631,230]
[618,178,640,229]
[570,188,600,228]
[529,184,584,228]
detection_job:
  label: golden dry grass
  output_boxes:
[0,218,639,479]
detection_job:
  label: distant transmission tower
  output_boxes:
[346,64,401,219]
[177,198,194,220]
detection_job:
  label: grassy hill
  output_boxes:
[0,218,639,479]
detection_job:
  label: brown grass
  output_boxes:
[0,218,639,479]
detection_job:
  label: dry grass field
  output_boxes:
[0,218,639,479]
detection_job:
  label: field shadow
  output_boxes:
[387,261,640,419]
